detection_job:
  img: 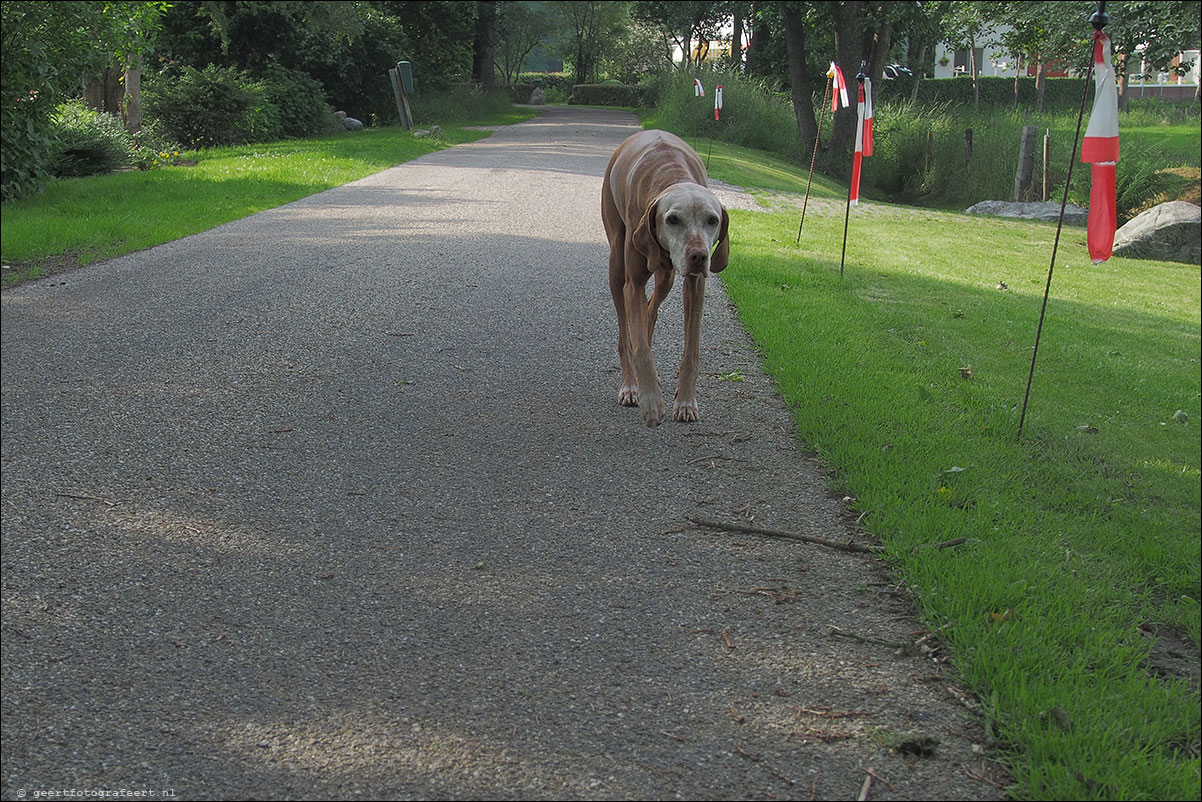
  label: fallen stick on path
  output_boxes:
[684,516,882,554]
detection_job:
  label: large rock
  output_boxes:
[966,200,1089,227]
[1113,201,1201,264]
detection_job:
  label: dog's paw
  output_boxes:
[618,384,639,407]
[640,393,665,427]
[672,399,699,423]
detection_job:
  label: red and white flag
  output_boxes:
[850,77,873,205]
[1081,31,1118,263]
[828,62,849,111]
[714,84,723,120]
[694,78,705,97]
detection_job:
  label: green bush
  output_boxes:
[143,65,270,149]
[569,84,650,107]
[48,100,134,178]
[260,64,339,139]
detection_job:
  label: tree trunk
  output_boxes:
[745,3,771,76]
[866,23,892,87]
[909,41,927,102]
[731,8,743,69]
[123,61,141,133]
[1035,59,1046,112]
[1117,53,1130,112]
[472,1,497,86]
[830,0,865,157]
[83,67,123,115]
[783,11,816,157]
[969,31,979,105]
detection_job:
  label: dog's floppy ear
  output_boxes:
[709,206,731,273]
[632,197,668,270]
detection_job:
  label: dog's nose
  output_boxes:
[687,250,708,273]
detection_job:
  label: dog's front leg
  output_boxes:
[673,273,706,422]
[624,274,664,427]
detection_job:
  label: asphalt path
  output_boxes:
[1,107,1005,800]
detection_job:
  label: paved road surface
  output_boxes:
[2,107,1004,800]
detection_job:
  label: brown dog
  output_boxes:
[601,130,730,427]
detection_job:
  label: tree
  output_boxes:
[631,1,727,67]
[941,0,991,104]
[1,0,167,201]
[550,0,630,83]
[472,0,498,86]
[1106,0,1202,108]
[494,1,553,84]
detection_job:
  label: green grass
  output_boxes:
[1,110,533,285]
[720,198,1200,799]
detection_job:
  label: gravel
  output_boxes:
[1,106,1007,800]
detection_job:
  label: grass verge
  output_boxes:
[720,197,1200,799]
[1,111,533,287]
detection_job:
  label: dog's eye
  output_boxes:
[707,215,720,227]
[665,214,680,226]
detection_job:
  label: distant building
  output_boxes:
[933,24,1200,100]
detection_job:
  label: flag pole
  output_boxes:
[707,84,722,170]
[1017,2,1108,440]
[797,79,831,244]
[839,62,867,277]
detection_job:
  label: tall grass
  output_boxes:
[866,101,1200,218]
[642,68,804,160]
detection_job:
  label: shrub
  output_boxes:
[143,65,269,149]
[48,100,134,178]
[569,83,650,107]
[259,63,339,139]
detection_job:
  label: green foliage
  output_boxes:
[48,100,134,178]
[569,84,650,107]
[259,63,339,139]
[875,75,1097,108]
[1,0,166,201]
[142,64,270,149]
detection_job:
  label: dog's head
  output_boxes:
[633,183,729,277]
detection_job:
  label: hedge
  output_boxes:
[568,84,650,107]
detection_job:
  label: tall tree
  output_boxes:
[472,0,498,86]
[495,1,553,84]
[551,0,629,83]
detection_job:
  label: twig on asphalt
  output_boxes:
[795,706,870,719]
[864,767,896,790]
[54,492,118,507]
[685,516,882,554]
[828,625,906,650]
